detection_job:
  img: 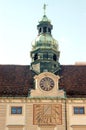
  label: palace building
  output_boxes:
[0,5,86,130]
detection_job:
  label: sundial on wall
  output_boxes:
[33,104,62,125]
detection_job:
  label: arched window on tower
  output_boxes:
[39,28,42,33]
[48,28,51,34]
[43,27,47,33]
[53,54,57,61]
[34,53,38,61]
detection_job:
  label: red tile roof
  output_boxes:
[0,65,86,97]
[59,65,86,97]
[0,65,35,97]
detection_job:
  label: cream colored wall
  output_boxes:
[0,102,6,130]
[66,99,86,130]
[6,103,25,126]
[0,98,66,130]
[1,98,86,130]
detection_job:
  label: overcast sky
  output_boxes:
[0,0,86,65]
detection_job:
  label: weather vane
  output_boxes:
[43,4,47,15]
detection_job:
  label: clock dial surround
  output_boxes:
[40,77,54,91]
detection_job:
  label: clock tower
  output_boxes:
[30,5,65,130]
[30,4,60,74]
[30,4,65,98]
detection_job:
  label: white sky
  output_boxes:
[0,0,86,65]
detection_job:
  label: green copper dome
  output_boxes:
[39,15,51,24]
[32,13,58,52]
[32,34,59,51]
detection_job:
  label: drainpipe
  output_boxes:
[65,93,67,130]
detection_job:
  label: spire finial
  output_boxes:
[43,4,47,15]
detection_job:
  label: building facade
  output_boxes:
[0,5,86,130]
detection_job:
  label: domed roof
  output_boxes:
[39,15,51,24]
[32,34,59,51]
[31,4,59,52]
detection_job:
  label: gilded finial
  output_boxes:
[43,4,47,15]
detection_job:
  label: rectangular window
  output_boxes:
[74,107,85,114]
[11,107,22,114]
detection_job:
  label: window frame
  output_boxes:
[11,106,22,115]
[73,107,85,114]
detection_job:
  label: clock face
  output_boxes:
[40,77,54,91]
